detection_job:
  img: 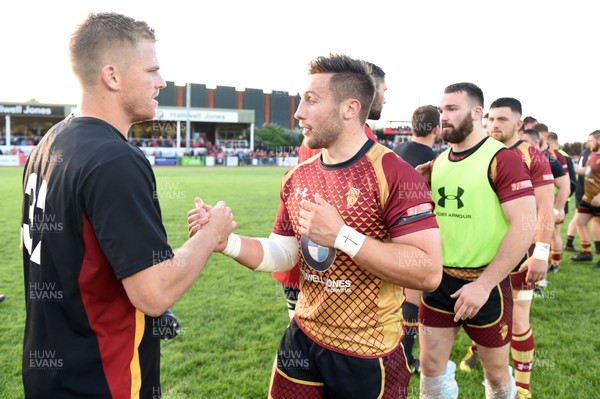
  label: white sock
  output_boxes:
[485,383,513,399]
[420,374,443,398]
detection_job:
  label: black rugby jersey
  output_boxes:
[22,116,173,398]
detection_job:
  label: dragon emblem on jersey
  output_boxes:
[300,235,336,272]
[499,322,509,341]
[346,187,360,208]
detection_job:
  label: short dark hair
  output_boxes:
[523,116,537,125]
[411,105,440,137]
[589,130,600,139]
[547,132,559,142]
[308,54,375,124]
[522,129,540,140]
[532,123,549,133]
[366,62,385,81]
[444,82,484,108]
[489,97,522,116]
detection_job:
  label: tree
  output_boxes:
[254,124,302,149]
[562,142,583,156]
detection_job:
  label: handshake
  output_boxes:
[187,197,237,251]
[155,198,237,341]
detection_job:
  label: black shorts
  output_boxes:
[420,271,512,348]
[577,200,600,217]
[270,318,411,399]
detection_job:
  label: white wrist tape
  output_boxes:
[221,233,241,258]
[532,242,550,261]
[334,225,366,258]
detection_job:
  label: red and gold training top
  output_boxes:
[272,140,438,357]
[583,152,600,202]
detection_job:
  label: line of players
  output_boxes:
[273,84,591,398]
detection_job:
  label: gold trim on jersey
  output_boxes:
[376,280,405,351]
[366,144,390,210]
[129,309,145,399]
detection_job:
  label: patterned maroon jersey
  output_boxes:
[510,140,554,189]
[273,141,437,357]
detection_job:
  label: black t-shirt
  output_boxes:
[393,141,436,168]
[22,116,173,398]
[547,154,566,179]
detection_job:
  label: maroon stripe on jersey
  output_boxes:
[79,215,137,398]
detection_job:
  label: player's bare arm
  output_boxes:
[123,201,235,317]
[451,195,536,321]
[553,174,569,222]
[188,198,299,272]
[298,194,442,291]
[519,184,554,282]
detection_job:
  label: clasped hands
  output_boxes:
[187,197,237,251]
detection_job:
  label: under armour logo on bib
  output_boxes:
[437,186,465,209]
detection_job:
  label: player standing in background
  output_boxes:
[565,143,592,251]
[418,83,536,399]
[531,124,574,272]
[486,97,568,399]
[393,104,440,374]
[569,130,600,269]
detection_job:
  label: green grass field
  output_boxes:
[1,166,600,398]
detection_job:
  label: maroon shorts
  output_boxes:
[511,252,536,291]
[420,272,512,348]
[510,268,536,291]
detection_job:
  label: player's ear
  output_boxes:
[341,98,361,121]
[100,64,120,90]
[516,119,523,132]
[471,106,483,121]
